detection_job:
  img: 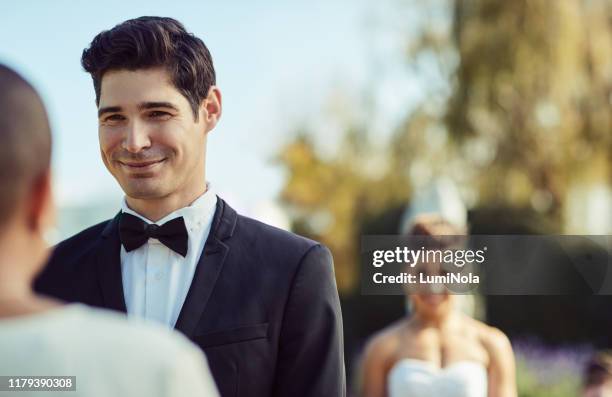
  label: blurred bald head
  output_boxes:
[0,64,51,229]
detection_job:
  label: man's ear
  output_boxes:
[202,86,222,132]
[27,168,54,235]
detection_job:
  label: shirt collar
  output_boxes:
[120,183,218,235]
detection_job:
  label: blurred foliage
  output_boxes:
[516,361,579,397]
[513,340,591,397]
[446,0,612,217]
[278,0,612,294]
[278,132,410,292]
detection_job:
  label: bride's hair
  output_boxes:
[406,214,467,250]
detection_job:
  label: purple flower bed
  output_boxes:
[512,338,593,395]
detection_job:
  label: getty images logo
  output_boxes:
[371,246,488,268]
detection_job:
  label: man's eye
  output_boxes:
[148,111,170,119]
[104,114,125,122]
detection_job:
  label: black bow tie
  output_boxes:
[119,212,189,257]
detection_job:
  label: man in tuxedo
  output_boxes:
[35,16,345,397]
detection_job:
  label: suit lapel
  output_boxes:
[174,198,237,338]
[96,212,127,313]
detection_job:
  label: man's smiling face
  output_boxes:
[97,67,208,200]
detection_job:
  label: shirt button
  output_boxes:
[155,272,163,281]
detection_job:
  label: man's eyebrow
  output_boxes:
[98,106,122,118]
[138,102,180,112]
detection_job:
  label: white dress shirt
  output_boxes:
[120,186,218,328]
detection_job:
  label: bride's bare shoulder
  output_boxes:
[468,317,513,363]
[363,319,407,362]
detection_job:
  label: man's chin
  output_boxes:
[119,179,169,200]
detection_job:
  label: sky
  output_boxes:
[0,0,391,212]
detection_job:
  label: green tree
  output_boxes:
[446,0,611,220]
[278,0,612,292]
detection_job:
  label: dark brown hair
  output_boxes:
[584,350,612,388]
[407,214,467,250]
[0,64,52,226]
[81,16,216,119]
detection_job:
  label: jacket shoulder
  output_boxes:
[235,214,320,252]
[35,218,115,298]
[231,214,333,278]
[53,218,113,258]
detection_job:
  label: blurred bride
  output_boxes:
[359,215,517,397]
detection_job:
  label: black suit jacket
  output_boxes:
[35,198,346,397]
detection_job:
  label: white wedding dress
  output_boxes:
[388,358,487,397]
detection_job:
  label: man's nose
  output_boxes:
[123,120,151,153]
